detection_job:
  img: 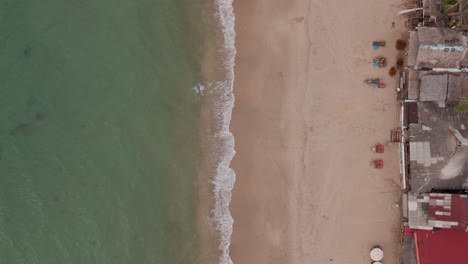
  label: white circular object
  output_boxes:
[373,262,382,264]
[370,247,384,261]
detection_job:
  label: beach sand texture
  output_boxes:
[230,0,404,263]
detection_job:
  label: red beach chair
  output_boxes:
[371,159,384,169]
[371,144,384,153]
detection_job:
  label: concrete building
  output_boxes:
[407,102,468,192]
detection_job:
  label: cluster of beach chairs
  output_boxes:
[367,40,401,170]
[370,144,385,169]
[364,40,402,90]
[364,41,388,89]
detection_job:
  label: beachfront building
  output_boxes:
[407,192,468,230]
[406,27,468,101]
[401,192,468,264]
[408,27,468,71]
[405,228,468,264]
[407,72,468,102]
[405,102,468,191]
[401,26,468,191]
[400,21,468,264]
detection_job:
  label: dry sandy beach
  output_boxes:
[229,0,405,263]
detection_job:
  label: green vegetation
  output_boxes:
[456,94,468,112]
[449,19,459,27]
[442,0,458,7]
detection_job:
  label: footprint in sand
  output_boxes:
[291,16,304,24]
[354,57,371,66]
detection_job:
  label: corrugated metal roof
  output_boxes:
[419,74,448,101]
[407,69,420,100]
[447,74,468,100]
[415,27,468,69]
[428,194,468,230]
[408,31,419,68]
[407,193,468,230]
[415,229,468,264]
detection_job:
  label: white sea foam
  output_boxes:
[193,83,205,95]
[209,1,236,264]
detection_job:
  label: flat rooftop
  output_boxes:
[408,102,468,192]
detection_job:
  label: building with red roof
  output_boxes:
[403,192,468,264]
[414,229,468,264]
[427,193,468,230]
[408,193,468,231]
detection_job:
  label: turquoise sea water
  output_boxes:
[0,0,210,263]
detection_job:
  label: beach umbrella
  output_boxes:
[370,247,384,261]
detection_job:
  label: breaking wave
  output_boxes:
[208,0,236,264]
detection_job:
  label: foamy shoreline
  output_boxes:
[208,1,237,264]
[197,1,237,264]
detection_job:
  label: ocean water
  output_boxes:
[0,0,236,263]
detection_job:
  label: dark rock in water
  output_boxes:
[35,112,46,121]
[53,194,60,203]
[10,123,33,136]
[23,46,31,57]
